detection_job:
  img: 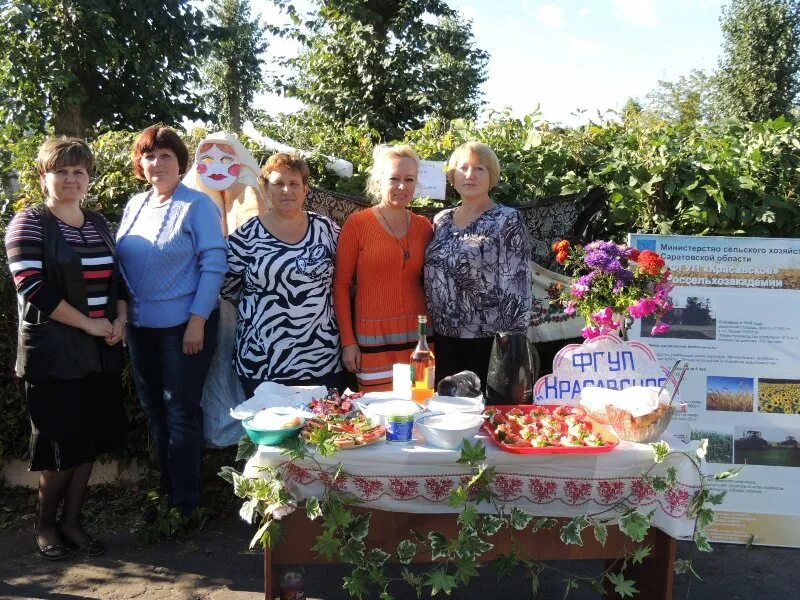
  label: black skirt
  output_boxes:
[26,371,127,471]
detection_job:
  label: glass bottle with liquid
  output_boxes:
[410,315,435,403]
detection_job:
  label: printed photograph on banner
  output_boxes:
[690,426,734,464]
[706,376,754,412]
[758,378,800,415]
[734,426,800,468]
[640,294,717,340]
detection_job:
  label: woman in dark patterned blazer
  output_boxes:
[424,142,532,389]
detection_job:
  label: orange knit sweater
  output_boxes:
[333,209,433,390]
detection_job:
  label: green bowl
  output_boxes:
[242,416,305,446]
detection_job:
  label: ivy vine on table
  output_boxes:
[220,431,738,599]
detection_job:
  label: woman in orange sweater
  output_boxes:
[333,145,433,391]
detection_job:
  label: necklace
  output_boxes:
[378,206,411,261]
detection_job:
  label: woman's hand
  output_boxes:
[342,344,362,373]
[183,315,207,355]
[106,316,126,346]
[83,318,113,338]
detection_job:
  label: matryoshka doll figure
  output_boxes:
[184,132,267,447]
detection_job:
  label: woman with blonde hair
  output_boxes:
[333,145,433,391]
[424,141,532,390]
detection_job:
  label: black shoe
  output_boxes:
[34,524,71,561]
[57,525,105,557]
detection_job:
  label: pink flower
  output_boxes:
[580,325,602,339]
[591,307,617,327]
[650,321,671,335]
[571,282,589,298]
[629,297,658,319]
[564,301,577,316]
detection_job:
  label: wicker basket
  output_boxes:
[605,404,674,443]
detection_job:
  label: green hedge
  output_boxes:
[1,113,799,461]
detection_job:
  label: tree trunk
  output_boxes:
[53,104,85,137]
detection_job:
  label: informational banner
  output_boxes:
[415,160,446,200]
[629,234,800,547]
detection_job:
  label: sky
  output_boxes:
[252,0,727,126]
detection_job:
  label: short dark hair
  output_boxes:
[131,126,189,180]
[36,137,94,176]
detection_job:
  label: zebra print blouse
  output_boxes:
[221,213,342,381]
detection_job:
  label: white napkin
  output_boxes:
[230,382,327,420]
[581,385,663,418]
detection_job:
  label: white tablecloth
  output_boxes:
[244,432,700,539]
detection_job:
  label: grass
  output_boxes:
[690,430,734,464]
[706,389,752,412]
[735,448,800,468]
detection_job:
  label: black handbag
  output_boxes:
[485,332,539,405]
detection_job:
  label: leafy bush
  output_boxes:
[1,113,799,461]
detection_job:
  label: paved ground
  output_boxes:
[1,510,798,600]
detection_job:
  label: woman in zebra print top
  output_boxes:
[222,153,344,397]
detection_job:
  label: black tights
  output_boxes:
[36,462,93,546]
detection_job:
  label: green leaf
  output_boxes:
[630,544,652,565]
[311,527,342,559]
[425,568,457,596]
[618,509,653,542]
[593,522,608,547]
[349,512,371,541]
[714,467,743,480]
[454,557,480,584]
[491,551,518,578]
[366,548,391,567]
[694,532,712,552]
[342,570,370,599]
[396,540,418,564]
[480,514,504,537]
[458,504,478,529]
[605,572,638,598]
[695,507,715,530]
[559,515,590,546]
[305,496,322,520]
[401,567,423,589]
[457,438,486,467]
[674,557,701,579]
[532,517,558,532]
[341,537,366,565]
[429,531,450,560]
[448,486,468,508]
[324,501,354,529]
[236,435,258,462]
[707,491,727,505]
[218,465,238,485]
[509,507,533,530]
[562,577,580,599]
[232,473,252,498]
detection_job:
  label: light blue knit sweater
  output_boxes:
[117,183,227,328]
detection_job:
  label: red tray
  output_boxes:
[482,404,619,455]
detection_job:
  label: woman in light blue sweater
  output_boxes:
[117,126,227,516]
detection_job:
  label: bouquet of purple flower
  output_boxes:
[552,240,673,339]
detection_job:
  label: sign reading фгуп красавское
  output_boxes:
[533,336,670,403]
[629,234,800,548]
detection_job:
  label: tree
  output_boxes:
[270,0,489,141]
[714,0,800,121]
[203,0,268,133]
[0,0,210,137]
[646,69,713,124]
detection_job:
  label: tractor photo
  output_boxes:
[735,430,769,451]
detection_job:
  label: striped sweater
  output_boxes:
[5,207,119,318]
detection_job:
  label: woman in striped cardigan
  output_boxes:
[333,145,433,392]
[5,137,127,560]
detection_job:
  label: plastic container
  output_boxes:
[482,405,619,454]
[415,411,484,449]
[384,403,419,443]
[355,398,423,427]
[242,415,305,446]
[425,395,484,415]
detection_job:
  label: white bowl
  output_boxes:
[425,395,484,415]
[355,398,424,427]
[414,411,484,450]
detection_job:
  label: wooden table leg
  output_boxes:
[264,546,279,600]
[604,528,676,600]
